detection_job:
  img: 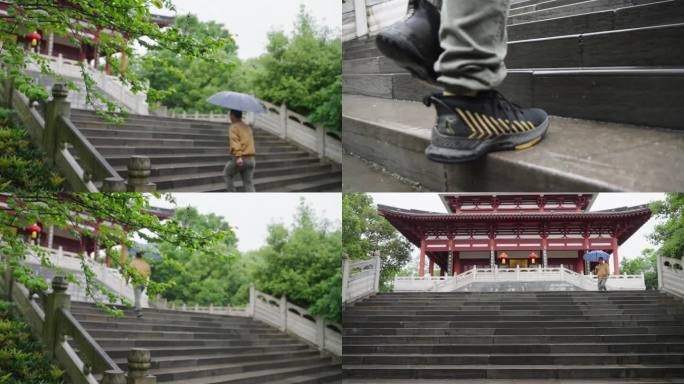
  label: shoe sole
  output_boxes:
[376,33,439,86]
[425,116,549,163]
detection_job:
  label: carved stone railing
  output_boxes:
[0,260,156,384]
[658,255,684,299]
[151,295,248,317]
[342,255,381,304]
[27,54,149,115]
[0,77,155,192]
[393,265,646,292]
[164,99,343,164]
[24,245,146,306]
[249,285,341,356]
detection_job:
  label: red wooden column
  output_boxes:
[453,251,462,275]
[612,237,620,274]
[576,250,584,274]
[419,238,426,276]
[428,259,434,276]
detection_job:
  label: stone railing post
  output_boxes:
[126,156,156,191]
[248,284,256,317]
[341,256,350,304]
[43,275,70,359]
[102,370,126,384]
[126,349,156,384]
[2,264,13,301]
[280,103,288,140]
[373,255,381,294]
[354,0,369,37]
[2,76,13,109]
[279,295,287,332]
[44,83,71,164]
[316,318,326,352]
[316,126,326,159]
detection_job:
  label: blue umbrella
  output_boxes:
[583,250,611,262]
[206,91,265,113]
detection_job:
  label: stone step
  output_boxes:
[342,93,684,191]
[103,152,310,167]
[114,158,323,178]
[164,362,339,384]
[344,314,684,322]
[77,320,281,334]
[508,0,666,25]
[71,110,230,127]
[166,173,343,193]
[342,342,684,355]
[71,313,266,328]
[86,328,289,340]
[84,135,294,148]
[114,350,322,371]
[342,364,684,379]
[146,164,334,190]
[343,352,684,365]
[104,344,311,360]
[96,337,298,348]
[508,0,684,40]
[343,67,684,130]
[151,356,333,382]
[343,319,684,329]
[78,127,261,140]
[344,326,684,336]
[70,306,258,322]
[343,334,684,345]
[94,145,299,156]
[152,170,342,192]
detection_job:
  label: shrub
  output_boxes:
[0,301,65,384]
[0,108,64,191]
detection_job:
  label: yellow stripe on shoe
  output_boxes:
[456,108,478,139]
[515,136,543,150]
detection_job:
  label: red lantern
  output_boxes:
[26,31,42,47]
[497,252,509,265]
[528,252,538,265]
[26,223,41,239]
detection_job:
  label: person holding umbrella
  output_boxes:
[206,91,265,192]
[224,109,256,192]
[593,257,610,292]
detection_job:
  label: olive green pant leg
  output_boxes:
[435,0,510,92]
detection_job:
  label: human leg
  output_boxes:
[239,159,256,192]
[223,160,238,192]
[134,285,143,315]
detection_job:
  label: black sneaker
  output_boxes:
[375,0,443,85]
[424,91,549,163]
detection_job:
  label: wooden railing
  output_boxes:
[249,285,341,356]
[0,78,156,192]
[342,255,382,304]
[0,260,157,384]
[658,255,684,299]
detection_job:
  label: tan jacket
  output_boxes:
[593,263,610,278]
[131,258,151,280]
[229,121,256,158]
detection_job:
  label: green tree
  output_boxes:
[0,193,224,313]
[650,193,684,259]
[149,207,251,306]
[342,193,412,291]
[0,1,231,116]
[254,200,341,322]
[250,6,342,132]
[132,14,243,112]
[621,248,658,289]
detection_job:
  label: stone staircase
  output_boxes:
[69,109,342,192]
[342,0,684,191]
[343,291,684,381]
[69,301,342,383]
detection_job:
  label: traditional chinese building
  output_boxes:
[0,1,174,73]
[0,194,174,266]
[379,194,651,277]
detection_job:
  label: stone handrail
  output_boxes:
[0,77,155,192]
[343,0,407,41]
[27,54,149,115]
[1,261,150,384]
[250,285,341,356]
[25,245,146,306]
[151,295,248,317]
[658,255,684,299]
[165,99,343,164]
[393,265,646,292]
[342,255,382,304]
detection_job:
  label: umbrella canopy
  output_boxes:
[206,91,265,113]
[583,250,611,262]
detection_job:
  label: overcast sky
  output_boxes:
[370,193,666,267]
[158,0,342,59]
[149,193,341,252]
